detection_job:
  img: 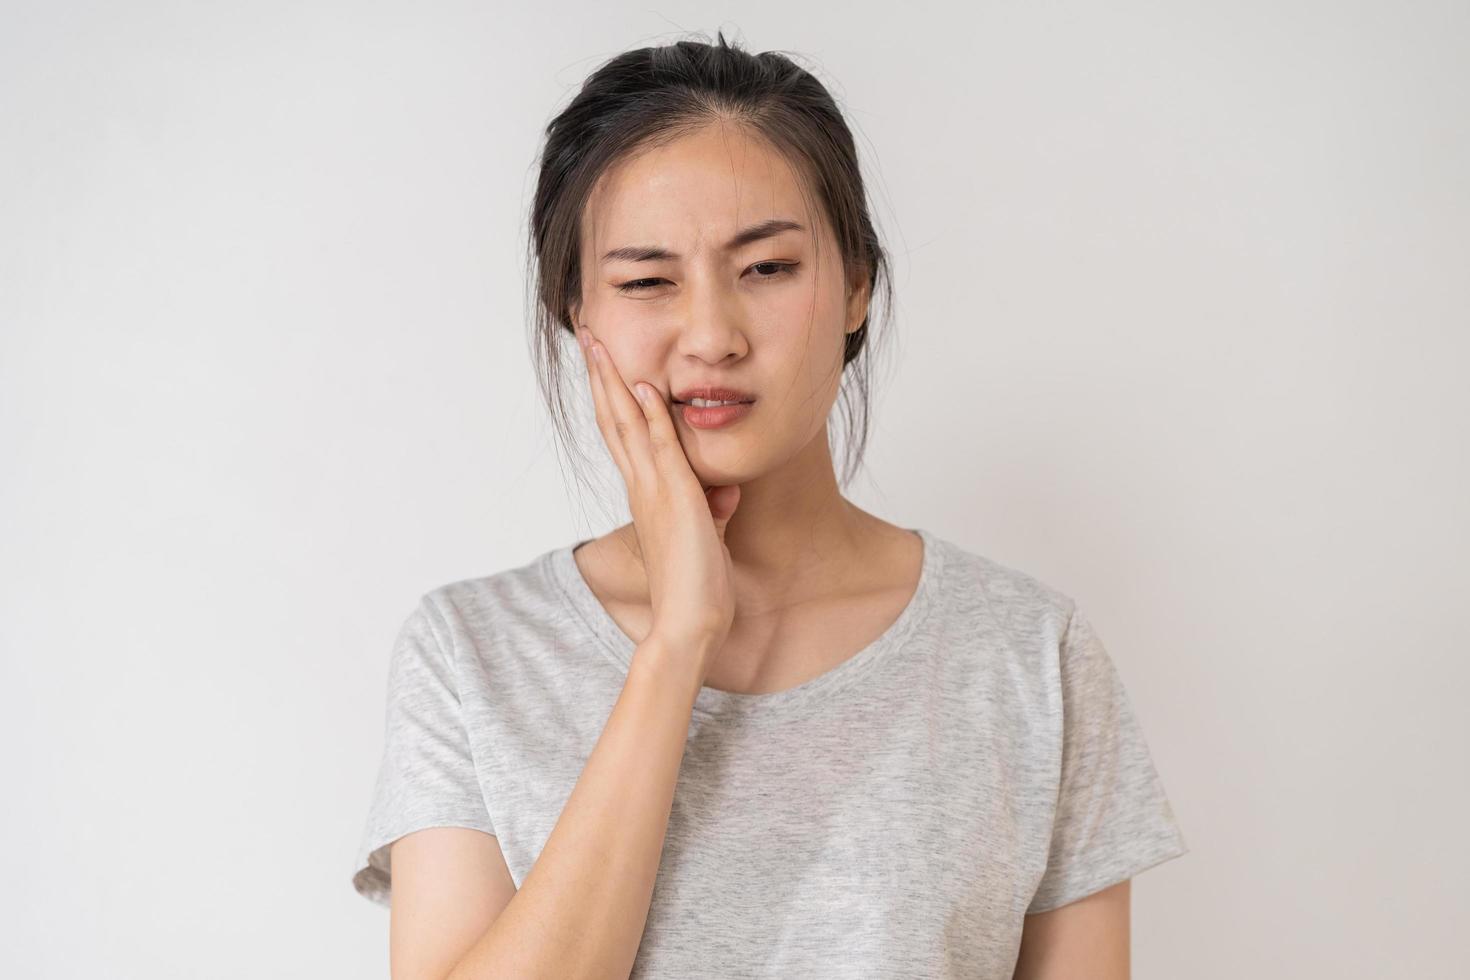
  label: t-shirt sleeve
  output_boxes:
[1025,603,1189,914]
[351,596,497,908]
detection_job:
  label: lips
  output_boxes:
[679,399,754,429]
[671,385,756,404]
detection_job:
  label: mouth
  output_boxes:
[671,386,758,406]
[675,399,755,430]
[670,379,752,402]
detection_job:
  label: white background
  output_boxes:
[2,1,1466,976]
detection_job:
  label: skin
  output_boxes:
[1013,880,1131,978]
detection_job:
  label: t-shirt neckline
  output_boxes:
[544,526,945,719]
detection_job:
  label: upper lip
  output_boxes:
[671,385,757,404]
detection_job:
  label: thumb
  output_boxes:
[705,484,741,536]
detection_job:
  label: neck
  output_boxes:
[717,434,867,582]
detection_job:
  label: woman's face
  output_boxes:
[569,122,870,489]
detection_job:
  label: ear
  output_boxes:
[567,300,582,331]
[844,266,872,336]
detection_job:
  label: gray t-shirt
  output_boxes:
[352,527,1188,977]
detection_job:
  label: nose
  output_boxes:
[676,276,749,362]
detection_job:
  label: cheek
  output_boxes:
[603,333,663,380]
[766,277,846,344]
[761,331,848,430]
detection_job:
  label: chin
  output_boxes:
[688,458,760,490]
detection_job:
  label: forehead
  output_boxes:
[583,124,815,252]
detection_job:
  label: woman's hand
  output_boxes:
[576,324,741,684]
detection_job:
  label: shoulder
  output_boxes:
[925,531,1077,645]
[429,545,563,609]
[407,543,571,655]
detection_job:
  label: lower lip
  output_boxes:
[677,400,754,429]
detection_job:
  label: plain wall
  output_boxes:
[2,1,1466,976]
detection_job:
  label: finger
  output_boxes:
[587,337,657,487]
[580,329,633,480]
[633,381,698,488]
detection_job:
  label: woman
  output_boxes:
[351,32,1188,979]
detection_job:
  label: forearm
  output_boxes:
[444,636,703,980]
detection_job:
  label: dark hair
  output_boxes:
[523,29,894,514]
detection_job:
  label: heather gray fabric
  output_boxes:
[351,527,1188,977]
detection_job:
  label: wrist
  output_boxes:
[630,633,709,706]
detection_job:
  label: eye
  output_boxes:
[750,261,799,281]
[615,276,666,294]
[614,261,800,294]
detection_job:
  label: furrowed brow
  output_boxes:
[600,218,805,264]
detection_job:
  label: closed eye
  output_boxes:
[615,261,800,294]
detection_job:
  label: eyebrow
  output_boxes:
[599,218,806,265]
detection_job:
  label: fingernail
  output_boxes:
[589,343,601,362]
[635,383,649,401]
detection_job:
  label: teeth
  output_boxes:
[689,397,742,407]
